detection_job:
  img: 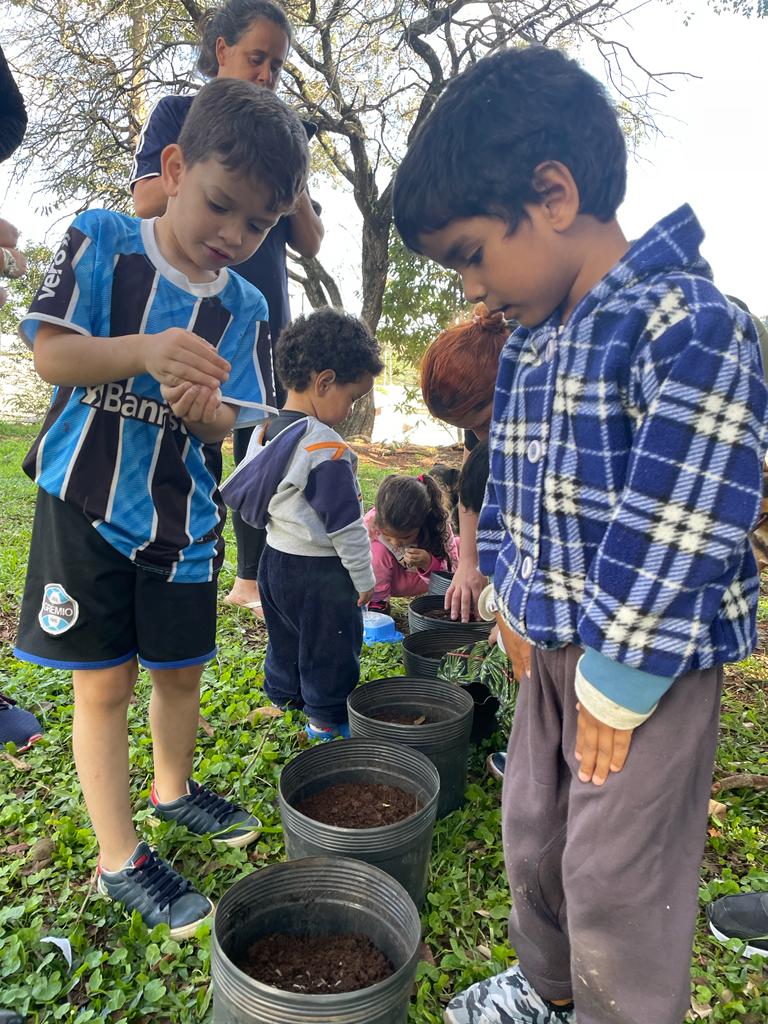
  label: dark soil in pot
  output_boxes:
[238,933,394,993]
[371,708,431,725]
[295,780,419,828]
[422,606,479,622]
[408,595,491,635]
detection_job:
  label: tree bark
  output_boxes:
[336,204,391,439]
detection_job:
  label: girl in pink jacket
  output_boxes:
[364,474,459,612]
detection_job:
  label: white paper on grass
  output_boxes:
[40,936,73,969]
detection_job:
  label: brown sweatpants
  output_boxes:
[501,645,722,1024]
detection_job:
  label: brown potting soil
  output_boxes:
[239,932,395,993]
[422,607,478,622]
[295,781,419,827]
[370,708,430,725]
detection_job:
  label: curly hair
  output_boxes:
[374,474,454,567]
[197,0,292,79]
[420,303,508,427]
[393,45,626,251]
[275,307,384,391]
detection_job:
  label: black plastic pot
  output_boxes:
[347,676,474,818]
[401,625,485,678]
[427,570,453,596]
[401,629,500,743]
[462,681,501,744]
[278,738,439,907]
[211,857,421,1024]
[408,595,491,636]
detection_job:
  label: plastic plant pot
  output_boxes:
[427,570,453,596]
[408,595,491,636]
[401,626,486,678]
[347,676,473,817]
[278,738,439,908]
[211,857,421,1024]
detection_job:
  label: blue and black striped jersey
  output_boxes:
[20,208,276,583]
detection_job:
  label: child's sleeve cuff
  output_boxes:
[575,665,655,729]
[575,647,676,729]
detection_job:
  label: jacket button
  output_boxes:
[527,439,543,463]
[521,556,534,580]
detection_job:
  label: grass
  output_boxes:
[0,422,766,1022]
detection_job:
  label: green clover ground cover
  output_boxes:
[0,423,766,1022]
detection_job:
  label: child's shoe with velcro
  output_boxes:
[148,779,261,848]
[444,964,575,1024]
[305,721,351,741]
[97,841,213,940]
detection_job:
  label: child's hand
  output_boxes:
[144,328,231,389]
[574,702,634,786]
[161,381,223,424]
[496,614,532,682]
[445,563,486,621]
[402,547,431,571]
[358,588,374,607]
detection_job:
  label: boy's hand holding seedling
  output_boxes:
[161,381,223,424]
[143,327,231,390]
[358,588,374,607]
[574,702,633,787]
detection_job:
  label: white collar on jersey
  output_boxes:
[141,218,229,298]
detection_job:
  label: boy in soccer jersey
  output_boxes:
[393,47,767,1024]
[14,77,309,938]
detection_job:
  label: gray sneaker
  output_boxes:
[149,778,261,848]
[444,964,575,1024]
[97,841,214,940]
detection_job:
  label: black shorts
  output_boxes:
[15,490,218,671]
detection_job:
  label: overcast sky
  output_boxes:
[2,1,766,316]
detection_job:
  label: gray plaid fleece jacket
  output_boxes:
[478,205,768,717]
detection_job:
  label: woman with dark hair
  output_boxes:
[131,0,324,615]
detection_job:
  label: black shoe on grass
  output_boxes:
[97,842,213,939]
[708,892,768,958]
[149,779,261,848]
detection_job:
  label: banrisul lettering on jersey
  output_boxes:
[80,383,186,432]
[39,583,79,635]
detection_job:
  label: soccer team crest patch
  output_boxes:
[38,583,79,636]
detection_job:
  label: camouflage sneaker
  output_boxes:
[444,964,575,1024]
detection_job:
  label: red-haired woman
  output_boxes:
[422,305,532,779]
[421,305,505,609]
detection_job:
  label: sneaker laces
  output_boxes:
[187,782,242,823]
[125,850,194,910]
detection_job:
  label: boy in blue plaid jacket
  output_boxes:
[394,46,767,1024]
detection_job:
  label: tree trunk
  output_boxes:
[129,0,148,144]
[337,210,391,439]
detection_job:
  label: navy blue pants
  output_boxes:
[258,545,362,726]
